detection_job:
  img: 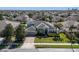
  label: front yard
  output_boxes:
[34,33,79,48]
[34,33,70,43]
[34,37,55,43]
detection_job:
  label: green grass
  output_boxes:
[59,33,70,43]
[34,33,70,43]
[35,45,79,48]
[34,37,55,43]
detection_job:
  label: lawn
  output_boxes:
[34,37,55,43]
[34,33,70,43]
[35,45,79,48]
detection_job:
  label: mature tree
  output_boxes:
[15,24,25,42]
[13,14,17,18]
[69,25,76,33]
[2,24,14,42]
[0,14,3,20]
[49,16,53,22]
[41,15,49,21]
[69,25,76,51]
[28,13,33,18]
[54,23,63,29]
[8,16,13,21]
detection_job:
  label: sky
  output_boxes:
[0,0,79,7]
[0,0,78,3]
[0,0,79,10]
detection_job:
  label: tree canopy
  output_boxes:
[15,24,25,42]
[0,14,3,20]
[2,24,14,42]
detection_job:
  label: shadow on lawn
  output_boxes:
[9,40,23,49]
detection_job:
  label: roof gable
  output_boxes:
[36,23,49,29]
[26,26,36,32]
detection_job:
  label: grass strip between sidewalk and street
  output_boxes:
[35,45,79,48]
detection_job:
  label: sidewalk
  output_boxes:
[34,43,79,45]
[21,43,79,45]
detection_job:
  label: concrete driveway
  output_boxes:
[21,37,35,49]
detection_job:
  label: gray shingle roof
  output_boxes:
[25,26,36,32]
[0,20,20,32]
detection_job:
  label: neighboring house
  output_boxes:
[0,20,20,33]
[13,14,29,21]
[59,13,69,17]
[62,20,79,32]
[76,24,79,32]
[66,15,79,21]
[52,16,63,22]
[63,15,79,29]
[0,20,8,33]
[62,20,77,28]
[0,37,4,44]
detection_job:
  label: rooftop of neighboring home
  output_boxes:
[0,37,4,41]
[13,14,29,21]
[62,20,79,28]
[52,16,63,21]
[0,20,20,32]
[66,15,79,21]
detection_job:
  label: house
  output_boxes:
[25,26,37,36]
[36,22,49,35]
[44,22,60,34]
[26,20,47,36]
[26,20,60,36]
[27,19,44,27]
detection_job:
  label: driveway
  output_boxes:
[21,37,35,49]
